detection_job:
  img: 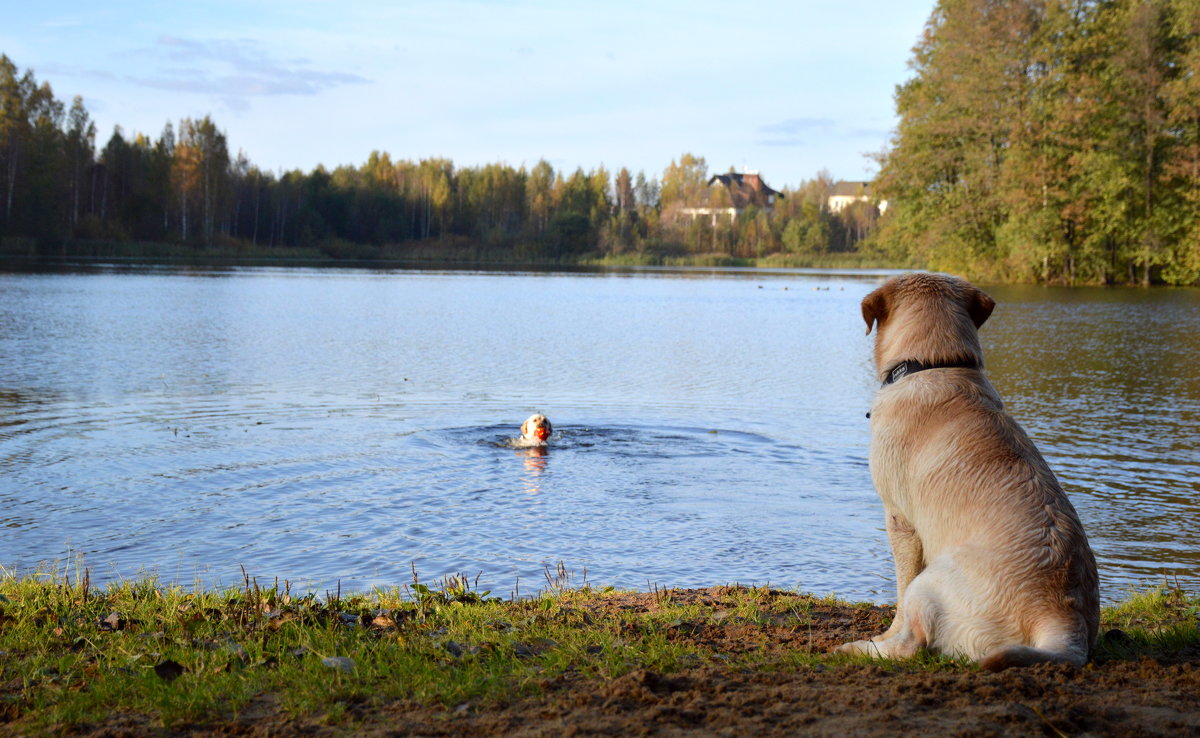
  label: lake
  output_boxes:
[1,264,1197,604]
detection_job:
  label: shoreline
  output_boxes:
[4,240,1194,287]
[1,572,1196,735]
[0,236,924,277]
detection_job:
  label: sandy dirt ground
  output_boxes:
[64,588,1200,737]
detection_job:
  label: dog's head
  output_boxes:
[861,273,994,372]
[520,413,553,443]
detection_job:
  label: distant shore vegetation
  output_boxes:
[5,0,1200,286]
[0,54,888,275]
[875,0,1200,286]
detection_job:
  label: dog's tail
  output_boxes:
[981,611,1095,672]
[980,620,1092,672]
[979,644,1087,672]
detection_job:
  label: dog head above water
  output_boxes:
[861,273,995,380]
[520,413,553,443]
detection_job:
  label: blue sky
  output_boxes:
[2,1,933,189]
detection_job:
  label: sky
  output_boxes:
[2,1,934,190]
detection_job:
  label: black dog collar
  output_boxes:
[867,358,979,418]
[882,358,978,387]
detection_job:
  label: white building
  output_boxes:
[679,171,784,226]
[828,181,887,214]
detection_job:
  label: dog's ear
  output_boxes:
[520,419,530,437]
[965,286,995,329]
[545,419,552,435]
[861,283,891,335]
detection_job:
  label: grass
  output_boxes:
[0,564,726,731]
[1,562,1196,733]
[1094,582,1200,662]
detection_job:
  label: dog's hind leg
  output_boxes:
[836,619,928,659]
[836,571,938,659]
[884,548,1090,669]
[838,551,1004,661]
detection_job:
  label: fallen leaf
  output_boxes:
[371,615,396,629]
[99,612,126,631]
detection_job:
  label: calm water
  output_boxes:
[1,264,1196,603]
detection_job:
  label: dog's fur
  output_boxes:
[837,273,1099,671]
[519,413,553,444]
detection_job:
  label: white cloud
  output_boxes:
[126,35,370,108]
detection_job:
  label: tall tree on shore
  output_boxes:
[154,122,175,234]
[25,78,66,238]
[659,153,708,213]
[876,0,1200,284]
[994,0,1092,283]
[194,116,231,244]
[0,56,62,234]
[1162,0,1200,283]
[527,159,555,234]
[64,96,95,228]
[874,0,1043,277]
[633,171,659,214]
[98,127,128,226]
[1080,0,1179,285]
[168,116,230,243]
[0,55,31,227]
[172,119,202,241]
[614,167,634,214]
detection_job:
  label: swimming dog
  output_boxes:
[519,413,553,444]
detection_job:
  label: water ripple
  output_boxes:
[1,269,1196,604]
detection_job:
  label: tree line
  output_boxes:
[0,55,875,265]
[874,0,1200,285]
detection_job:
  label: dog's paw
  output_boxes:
[834,640,875,655]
